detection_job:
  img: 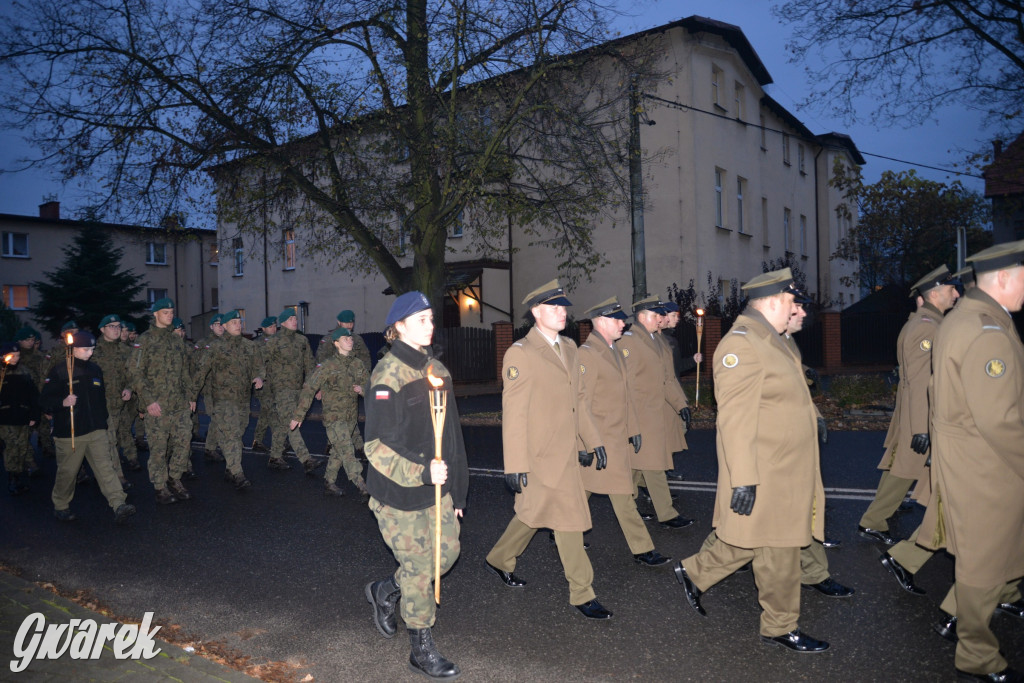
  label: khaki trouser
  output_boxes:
[940,580,1021,616]
[633,469,680,522]
[685,538,801,637]
[371,494,461,630]
[887,525,937,574]
[703,530,830,585]
[587,491,654,556]
[52,430,126,511]
[952,582,1018,675]
[487,515,596,605]
[859,469,913,531]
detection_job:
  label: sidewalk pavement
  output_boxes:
[1,570,255,681]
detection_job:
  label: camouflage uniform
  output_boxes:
[365,341,468,630]
[317,332,369,451]
[91,336,131,481]
[16,345,50,458]
[194,334,223,454]
[129,325,193,490]
[264,327,314,465]
[292,351,369,488]
[192,333,264,478]
[251,334,274,448]
[1,363,40,484]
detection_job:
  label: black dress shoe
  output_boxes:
[934,615,958,643]
[575,599,612,620]
[633,550,672,567]
[858,525,897,545]
[879,552,925,594]
[802,577,855,598]
[639,511,655,521]
[997,599,1024,619]
[674,564,706,616]
[485,562,526,587]
[897,500,915,513]
[822,537,842,549]
[660,516,694,529]
[666,470,686,481]
[760,629,829,653]
[956,667,1024,682]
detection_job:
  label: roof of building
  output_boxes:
[816,132,867,166]
[0,212,214,236]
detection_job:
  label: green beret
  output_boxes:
[14,327,39,341]
[220,309,240,323]
[124,322,136,332]
[99,314,122,328]
[209,314,223,326]
[172,317,184,330]
[742,268,795,300]
[330,326,352,341]
[278,308,297,324]
[150,297,174,313]
[60,320,79,332]
[260,316,278,329]
[523,279,572,307]
[336,309,355,323]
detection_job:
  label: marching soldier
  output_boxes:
[13,326,47,470]
[291,326,369,497]
[928,240,1024,681]
[263,308,320,473]
[1,341,39,495]
[92,314,133,487]
[363,292,467,680]
[317,309,371,371]
[618,296,693,528]
[128,298,195,504]
[578,297,670,567]
[859,265,959,546]
[196,314,225,461]
[674,268,830,653]
[485,279,612,620]
[250,316,278,452]
[191,310,265,490]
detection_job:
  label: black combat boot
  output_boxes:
[407,628,459,680]
[365,576,400,638]
[7,471,24,496]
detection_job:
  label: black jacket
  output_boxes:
[40,361,108,437]
[0,365,40,426]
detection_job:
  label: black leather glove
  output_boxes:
[504,473,527,493]
[628,434,641,453]
[680,407,691,431]
[593,446,607,470]
[817,417,828,444]
[730,485,756,516]
[578,450,594,467]
[910,433,930,454]
[925,455,931,467]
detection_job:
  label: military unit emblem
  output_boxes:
[985,359,1005,378]
[506,366,519,380]
[722,353,739,368]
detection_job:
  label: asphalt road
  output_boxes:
[2,416,1022,682]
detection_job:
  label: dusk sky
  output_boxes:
[0,1,992,221]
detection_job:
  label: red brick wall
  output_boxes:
[493,321,514,379]
[578,319,592,345]
[701,316,722,373]
[821,311,842,371]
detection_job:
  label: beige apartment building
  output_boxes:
[216,16,860,333]
[1,201,218,341]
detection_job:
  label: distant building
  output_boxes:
[216,15,862,333]
[1,201,217,341]
[984,133,1024,243]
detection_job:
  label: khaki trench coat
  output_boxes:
[656,334,689,453]
[930,288,1024,587]
[501,327,602,532]
[578,332,639,495]
[619,327,688,470]
[711,309,825,548]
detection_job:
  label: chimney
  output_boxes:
[39,201,60,220]
[993,139,1004,159]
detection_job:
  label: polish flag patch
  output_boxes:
[375,390,390,400]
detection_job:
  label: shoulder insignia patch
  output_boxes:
[622,348,630,358]
[506,366,519,380]
[982,325,1002,331]
[132,343,141,348]
[512,342,523,347]
[623,331,633,336]
[920,339,932,351]
[722,353,739,368]
[921,316,933,323]
[731,329,747,336]
[375,389,390,400]
[986,359,1006,378]
[579,364,586,375]
[44,377,50,383]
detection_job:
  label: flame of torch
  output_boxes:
[66,332,76,451]
[0,353,14,396]
[426,370,447,604]
[695,309,705,406]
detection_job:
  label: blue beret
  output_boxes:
[385,291,431,327]
[71,330,96,348]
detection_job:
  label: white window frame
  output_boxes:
[714,169,724,228]
[711,66,723,109]
[784,208,792,252]
[147,288,168,304]
[2,284,30,309]
[1,232,29,258]
[782,134,791,166]
[146,242,167,265]
[736,177,746,234]
[798,144,806,174]
[733,82,745,119]
[283,228,296,270]
[233,238,244,276]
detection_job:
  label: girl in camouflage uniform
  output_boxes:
[290,326,369,497]
[364,292,467,681]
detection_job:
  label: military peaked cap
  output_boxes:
[583,297,628,320]
[910,265,953,296]
[742,268,794,300]
[967,238,1024,273]
[632,295,667,316]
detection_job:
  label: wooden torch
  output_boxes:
[695,309,705,406]
[426,370,447,605]
[65,332,76,451]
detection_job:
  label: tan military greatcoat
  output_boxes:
[618,326,688,470]
[929,288,1024,587]
[501,327,601,532]
[578,332,638,495]
[711,309,825,548]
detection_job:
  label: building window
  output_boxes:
[211,287,219,310]
[283,229,296,270]
[736,177,746,234]
[146,242,167,265]
[798,145,806,174]
[733,82,745,120]
[451,211,464,238]
[714,169,724,228]
[209,242,219,265]
[233,238,244,276]
[782,134,791,166]
[711,65,723,109]
[761,197,769,246]
[147,288,168,304]
[1,232,29,258]
[800,215,807,255]
[784,208,792,252]
[759,114,767,150]
[2,284,29,309]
